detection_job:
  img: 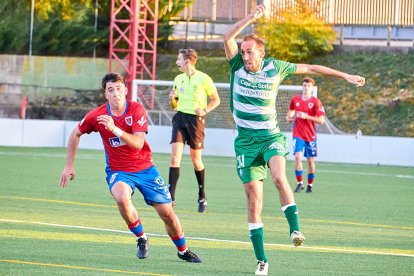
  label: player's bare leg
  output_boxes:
[170,142,185,167]
[307,157,315,175]
[268,156,294,205]
[268,156,305,247]
[189,148,204,172]
[244,180,264,224]
[111,182,148,258]
[111,182,139,224]
[153,202,183,237]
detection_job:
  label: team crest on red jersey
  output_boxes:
[125,116,133,126]
[308,103,314,109]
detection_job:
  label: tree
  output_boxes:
[0,0,192,56]
[31,0,93,20]
[0,0,107,56]
[157,0,193,45]
[256,0,336,63]
[0,2,30,54]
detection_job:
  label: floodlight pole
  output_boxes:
[93,0,99,58]
[29,0,34,56]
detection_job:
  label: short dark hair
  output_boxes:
[178,48,198,65]
[302,76,315,85]
[101,72,126,89]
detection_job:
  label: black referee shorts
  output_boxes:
[170,111,205,150]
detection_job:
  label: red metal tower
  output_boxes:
[109,0,158,106]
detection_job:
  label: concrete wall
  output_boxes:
[0,55,110,95]
[1,118,413,167]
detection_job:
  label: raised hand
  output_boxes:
[251,4,266,20]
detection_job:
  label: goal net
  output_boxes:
[132,79,345,134]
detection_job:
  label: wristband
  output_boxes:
[112,127,124,138]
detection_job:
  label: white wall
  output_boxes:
[1,118,413,167]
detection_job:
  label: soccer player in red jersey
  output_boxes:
[287,77,325,193]
[60,72,202,263]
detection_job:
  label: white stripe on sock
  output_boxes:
[281,203,296,212]
[248,223,264,231]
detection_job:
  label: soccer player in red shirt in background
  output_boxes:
[287,77,325,193]
[60,72,202,263]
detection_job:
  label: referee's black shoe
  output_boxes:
[198,198,207,213]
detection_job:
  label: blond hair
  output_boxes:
[242,34,265,50]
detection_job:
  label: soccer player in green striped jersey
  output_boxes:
[223,4,365,275]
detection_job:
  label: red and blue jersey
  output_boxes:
[78,100,154,172]
[289,95,325,142]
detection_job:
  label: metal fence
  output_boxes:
[173,0,414,45]
[184,0,414,26]
[268,0,414,26]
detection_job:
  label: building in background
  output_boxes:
[172,0,414,45]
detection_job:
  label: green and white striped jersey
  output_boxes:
[228,53,296,136]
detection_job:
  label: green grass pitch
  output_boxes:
[0,146,413,275]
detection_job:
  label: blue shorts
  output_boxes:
[293,137,317,158]
[106,165,172,205]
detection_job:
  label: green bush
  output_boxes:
[158,0,194,47]
[0,2,30,54]
[256,0,336,62]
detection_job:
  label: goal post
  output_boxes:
[132,79,343,134]
[132,79,313,101]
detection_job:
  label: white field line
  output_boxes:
[1,195,413,230]
[317,169,414,179]
[0,151,413,179]
[0,259,169,276]
[1,219,413,258]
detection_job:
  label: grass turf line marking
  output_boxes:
[1,151,413,179]
[1,219,413,258]
[300,218,414,230]
[0,195,154,212]
[317,169,414,179]
[2,195,413,231]
[0,196,116,208]
[0,151,100,160]
[0,259,170,276]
